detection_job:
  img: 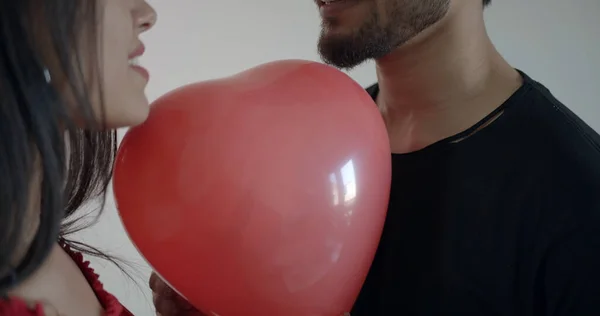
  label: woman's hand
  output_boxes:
[149,272,205,316]
[149,272,352,316]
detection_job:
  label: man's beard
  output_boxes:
[317,0,449,70]
[318,15,394,70]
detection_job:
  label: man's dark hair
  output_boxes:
[483,0,491,6]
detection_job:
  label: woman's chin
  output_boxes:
[104,105,151,130]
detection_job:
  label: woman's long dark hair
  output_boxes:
[0,0,120,294]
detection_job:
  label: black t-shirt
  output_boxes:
[351,72,600,316]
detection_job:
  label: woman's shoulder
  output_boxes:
[0,242,133,316]
[60,242,128,315]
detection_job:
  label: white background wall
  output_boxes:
[73,0,600,315]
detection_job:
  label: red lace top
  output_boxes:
[0,244,133,316]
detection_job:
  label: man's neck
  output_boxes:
[375,2,522,154]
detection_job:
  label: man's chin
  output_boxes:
[318,50,367,70]
[317,37,368,70]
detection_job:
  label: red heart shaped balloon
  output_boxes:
[113,60,391,316]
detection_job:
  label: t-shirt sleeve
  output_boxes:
[542,223,600,315]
